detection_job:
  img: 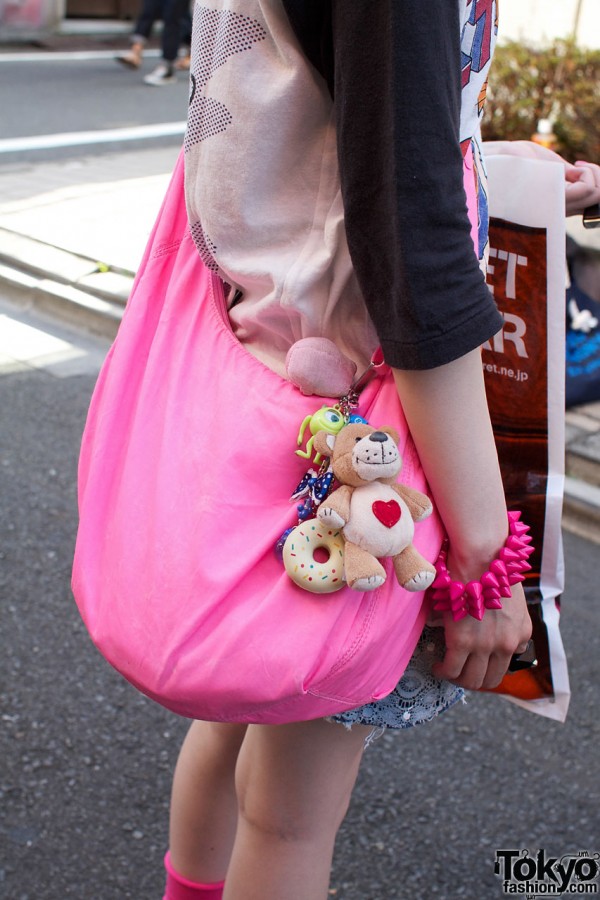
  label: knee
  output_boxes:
[235,771,352,845]
[237,796,308,845]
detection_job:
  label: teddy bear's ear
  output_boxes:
[313,430,337,457]
[380,426,400,446]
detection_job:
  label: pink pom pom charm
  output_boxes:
[430,512,533,621]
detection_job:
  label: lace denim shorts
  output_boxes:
[327,625,464,734]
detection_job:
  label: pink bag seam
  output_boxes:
[313,591,380,683]
[149,232,190,261]
[151,239,185,259]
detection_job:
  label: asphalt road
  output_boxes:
[0,298,599,900]
[0,45,189,165]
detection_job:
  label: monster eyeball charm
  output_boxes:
[295,406,345,464]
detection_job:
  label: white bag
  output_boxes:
[483,153,570,721]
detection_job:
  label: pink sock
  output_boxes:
[163,852,225,900]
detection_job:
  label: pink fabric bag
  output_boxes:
[72,153,444,724]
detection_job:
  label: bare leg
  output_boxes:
[169,720,247,883]
[224,719,370,900]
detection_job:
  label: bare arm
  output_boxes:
[393,350,532,691]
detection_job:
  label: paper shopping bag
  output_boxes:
[482,154,570,721]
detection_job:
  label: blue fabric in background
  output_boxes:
[566,279,600,408]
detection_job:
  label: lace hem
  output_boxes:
[327,626,464,731]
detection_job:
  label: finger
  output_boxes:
[575,159,600,177]
[480,651,513,690]
[564,166,588,184]
[436,645,515,691]
[432,643,470,683]
[565,177,600,215]
[574,162,600,190]
[451,652,491,691]
[566,181,593,203]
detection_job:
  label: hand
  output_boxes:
[565,161,600,217]
[431,549,532,691]
[484,141,600,217]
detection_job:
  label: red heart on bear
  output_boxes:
[372,500,401,528]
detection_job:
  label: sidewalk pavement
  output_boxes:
[1,144,600,537]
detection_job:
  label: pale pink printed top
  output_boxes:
[184,0,502,375]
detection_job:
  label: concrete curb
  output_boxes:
[0,261,123,339]
[0,227,127,339]
[562,476,600,542]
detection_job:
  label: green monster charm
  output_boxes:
[295,406,345,463]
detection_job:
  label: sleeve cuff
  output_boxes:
[380,304,504,370]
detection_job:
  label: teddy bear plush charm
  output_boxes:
[282,423,436,595]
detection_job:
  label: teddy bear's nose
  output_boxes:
[369,432,388,443]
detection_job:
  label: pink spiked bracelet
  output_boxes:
[430,511,534,621]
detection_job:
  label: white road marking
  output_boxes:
[0,49,161,63]
[0,122,186,153]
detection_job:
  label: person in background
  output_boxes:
[116,0,192,82]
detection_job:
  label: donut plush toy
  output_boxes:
[313,423,436,593]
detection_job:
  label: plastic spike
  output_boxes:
[462,583,482,619]
[513,521,530,536]
[449,582,466,602]
[514,544,530,557]
[450,597,466,614]
[497,577,511,595]
[507,573,525,584]
[465,581,483,601]
[484,597,503,610]
[431,571,452,589]
[433,600,451,612]
[515,551,533,564]
[429,510,533,622]
[499,547,521,563]
[481,571,499,589]
[490,559,508,579]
